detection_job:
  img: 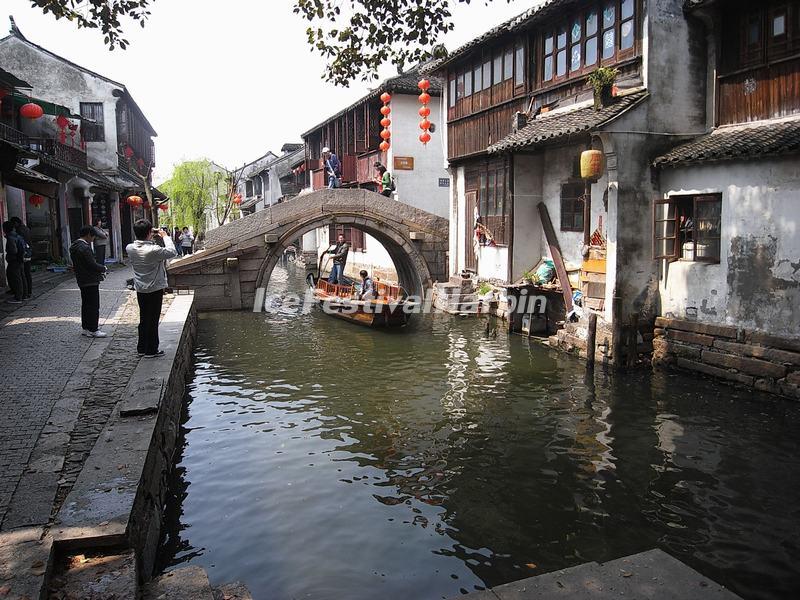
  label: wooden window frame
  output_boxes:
[560,181,586,232]
[653,194,722,264]
[329,224,366,252]
[514,43,526,88]
[80,102,105,142]
[449,76,456,108]
[465,158,511,246]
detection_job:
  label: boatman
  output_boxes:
[327,233,349,284]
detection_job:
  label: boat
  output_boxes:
[305,272,413,328]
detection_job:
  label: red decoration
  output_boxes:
[380,105,391,116]
[418,92,431,105]
[123,145,134,159]
[20,102,43,119]
[136,158,145,170]
[419,119,431,131]
[419,132,431,145]
[126,195,143,207]
[143,201,151,209]
[418,83,432,146]
[379,141,390,152]
[55,114,69,128]
[379,91,392,150]
[380,117,391,128]
[418,79,430,91]
[158,203,169,212]
[29,194,45,207]
[380,92,391,103]
[380,128,391,140]
[418,106,430,118]
[232,193,242,205]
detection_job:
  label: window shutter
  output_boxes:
[653,198,678,259]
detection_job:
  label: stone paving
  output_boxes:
[0,267,134,530]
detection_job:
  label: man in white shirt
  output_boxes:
[125,220,177,357]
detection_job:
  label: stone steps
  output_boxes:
[144,566,253,600]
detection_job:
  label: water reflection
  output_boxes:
[157,265,800,600]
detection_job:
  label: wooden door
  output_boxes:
[465,191,477,272]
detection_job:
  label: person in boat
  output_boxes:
[326,233,349,284]
[358,269,376,301]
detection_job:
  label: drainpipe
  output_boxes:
[507,153,515,284]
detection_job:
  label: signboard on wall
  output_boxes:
[393,156,415,171]
[438,178,450,187]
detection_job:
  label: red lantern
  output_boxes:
[380,92,391,104]
[419,119,431,131]
[380,128,391,140]
[418,106,431,118]
[29,194,45,207]
[55,114,69,128]
[380,105,391,116]
[418,79,431,91]
[158,203,169,212]
[142,200,151,209]
[126,195,143,207]
[419,132,431,145]
[379,141,390,152]
[136,158,145,170]
[418,92,431,105]
[20,102,43,119]
[232,193,242,205]
[380,117,391,128]
[123,145,134,159]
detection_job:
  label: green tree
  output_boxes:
[160,160,240,240]
[28,0,153,50]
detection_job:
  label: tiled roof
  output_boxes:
[15,163,58,184]
[683,0,713,10]
[427,0,575,73]
[488,90,648,154]
[654,118,800,167]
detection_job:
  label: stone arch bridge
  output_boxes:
[167,188,449,311]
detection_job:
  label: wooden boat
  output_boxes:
[306,274,413,328]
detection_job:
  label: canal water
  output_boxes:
[157,265,800,600]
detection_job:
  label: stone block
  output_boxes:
[666,329,714,347]
[676,357,754,386]
[702,350,787,379]
[786,371,800,386]
[655,317,738,339]
[713,339,800,366]
[745,331,800,353]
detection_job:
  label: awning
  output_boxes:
[0,67,31,89]
[6,163,59,196]
[7,92,80,118]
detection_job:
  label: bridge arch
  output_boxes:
[168,188,448,311]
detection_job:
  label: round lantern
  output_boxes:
[419,132,432,145]
[380,117,391,128]
[380,128,391,140]
[418,79,430,91]
[20,102,43,119]
[380,92,391,104]
[123,145,134,159]
[232,193,242,205]
[126,195,143,207]
[29,194,45,207]
[158,202,169,212]
[419,119,431,131]
[379,141,390,152]
[580,149,604,180]
[380,105,391,116]
[418,92,431,105]
[55,114,69,128]
[418,106,430,118]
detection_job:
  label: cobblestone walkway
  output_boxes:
[0,268,134,529]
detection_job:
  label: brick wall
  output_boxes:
[653,317,800,400]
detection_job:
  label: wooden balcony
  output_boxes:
[718,56,800,125]
[312,168,326,190]
[356,149,386,184]
[0,122,29,146]
[29,137,87,169]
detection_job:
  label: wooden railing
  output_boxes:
[312,168,326,190]
[718,56,800,125]
[317,279,354,297]
[0,122,29,146]
[29,137,87,169]
[356,149,385,184]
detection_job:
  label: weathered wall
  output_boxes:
[0,36,122,171]
[659,157,800,338]
[512,154,543,282]
[389,95,450,218]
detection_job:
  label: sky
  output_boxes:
[3,0,535,183]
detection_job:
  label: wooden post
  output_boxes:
[537,202,573,313]
[583,180,591,247]
[627,313,639,367]
[587,311,598,367]
[611,296,623,367]
[227,257,242,310]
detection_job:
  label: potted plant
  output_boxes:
[587,67,619,109]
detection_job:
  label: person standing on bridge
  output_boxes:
[326,233,349,285]
[126,219,177,358]
[322,147,341,189]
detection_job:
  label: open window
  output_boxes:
[654,194,721,263]
[560,182,586,232]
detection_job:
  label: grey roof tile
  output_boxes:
[654,118,800,167]
[488,90,648,153]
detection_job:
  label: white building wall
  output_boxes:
[388,95,449,218]
[659,157,800,338]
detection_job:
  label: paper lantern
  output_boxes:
[123,145,134,159]
[20,102,43,119]
[380,128,391,140]
[29,194,45,207]
[419,119,431,131]
[418,92,431,105]
[419,132,431,145]
[380,92,391,104]
[418,106,430,118]
[580,149,604,180]
[158,203,169,212]
[232,193,242,205]
[380,105,391,116]
[126,195,143,207]
[418,79,430,91]
[379,141,390,152]
[380,117,391,128]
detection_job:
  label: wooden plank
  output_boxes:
[582,259,607,274]
[537,202,573,312]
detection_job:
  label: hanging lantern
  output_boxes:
[379,91,391,150]
[123,145,134,159]
[580,149,604,180]
[232,193,242,205]
[158,202,169,212]
[418,92,431,105]
[380,117,391,128]
[126,195,143,207]
[418,80,432,146]
[55,114,69,128]
[419,119,432,131]
[380,105,391,117]
[380,92,392,104]
[418,106,430,118]
[380,128,391,140]
[20,102,43,119]
[379,141,390,152]
[419,132,432,145]
[29,194,45,207]
[418,79,430,91]
[136,157,146,170]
